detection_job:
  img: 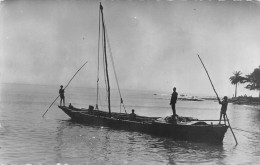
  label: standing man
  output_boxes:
[129,109,137,121]
[170,87,178,116]
[218,96,228,125]
[59,85,65,106]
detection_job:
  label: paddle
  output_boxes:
[42,61,88,117]
[197,54,238,145]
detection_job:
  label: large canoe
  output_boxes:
[59,106,229,144]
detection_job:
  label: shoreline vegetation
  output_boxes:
[179,95,260,106]
[228,67,260,106]
[229,97,260,106]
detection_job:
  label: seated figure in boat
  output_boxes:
[69,103,74,109]
[89,105,94,114]
[129,109,137,121]
[218,96,228,125]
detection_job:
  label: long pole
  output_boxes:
[42,61,88,117]
[197,54,220,101]
[197,54,238,144]
[226,114,238,145]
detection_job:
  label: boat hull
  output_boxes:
[59,106,228,144]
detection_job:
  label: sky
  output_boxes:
[1,0,260,97]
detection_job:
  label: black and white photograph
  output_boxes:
[1,0,260,164]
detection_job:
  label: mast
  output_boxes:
[100,3,111,117]
[96,5,101,110]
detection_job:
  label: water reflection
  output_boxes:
[159,138,226,164]
[54,120,67,163]
[100,129,111,162]
[53,119,229,164]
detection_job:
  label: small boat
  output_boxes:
[59,3,228,144]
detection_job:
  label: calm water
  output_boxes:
[0,84,260,164]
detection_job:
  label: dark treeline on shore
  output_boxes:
[230,66,260,98]
[229,96,260,106]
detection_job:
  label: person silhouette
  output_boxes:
[59,85,65,106]
[218,96,228,124]
[129,109,137,121]
[170,87,178,116]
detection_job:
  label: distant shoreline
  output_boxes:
[228,97,260,106]
[179,96,260,106]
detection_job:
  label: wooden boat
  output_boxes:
[58,3,229,144]
[59,105,228,143]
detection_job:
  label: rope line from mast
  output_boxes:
[100,4,111,117]
[96,7,108,110]
[102,25,108,101]
[99,8,108,101]
[96,3,127,114]
[98,91,104,111]
[104,19,127,114]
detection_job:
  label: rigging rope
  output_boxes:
[98,91,104,111]
[97,8,108,110]
[102,31,108,100]
[104,24,127,114]
[100,10,108,101]
[96,3,127,114]
[100,4,111,117]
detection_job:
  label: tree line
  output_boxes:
[230,66,260,98]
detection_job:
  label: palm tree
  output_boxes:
[244,66,260,98]
[229,71,244,98]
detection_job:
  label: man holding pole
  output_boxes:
[42,61,88,117]
[197,54,237,144]
[218,96,228,125]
